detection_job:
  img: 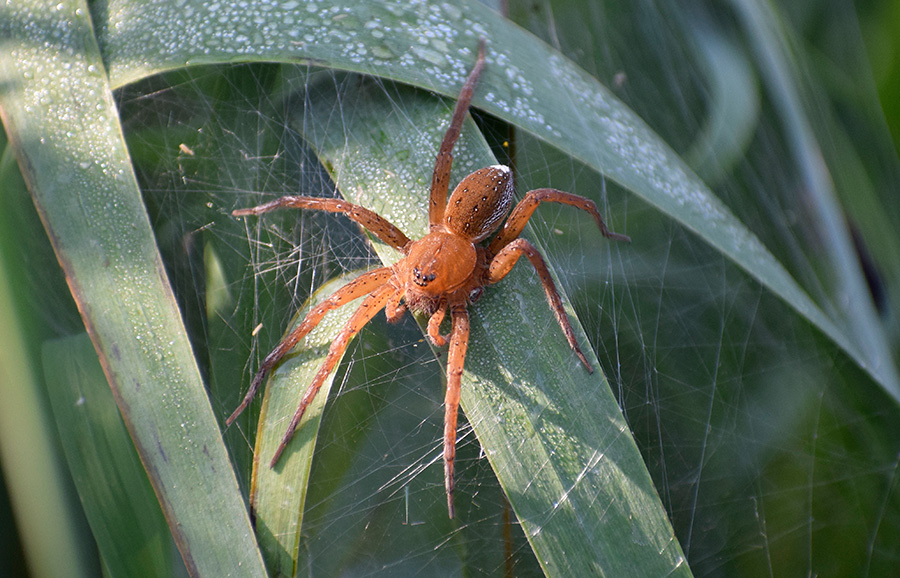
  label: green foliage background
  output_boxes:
[2,0,899,576]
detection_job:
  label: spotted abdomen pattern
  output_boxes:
[444,165,514,243]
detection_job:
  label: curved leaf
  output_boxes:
[96,0,897,402]
[251,271,368,576]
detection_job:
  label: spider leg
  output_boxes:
[429,39,486,228]
[487,188,630,255]
[384,285,407,323]
[270,283,398,466]
[226,267,394,426]
[427,301,448,346]
[443,304,469,519]
[487,238,593,371]
[234,197,411,251]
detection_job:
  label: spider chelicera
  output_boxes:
[228,40,630,518]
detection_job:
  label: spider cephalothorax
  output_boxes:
[228,40,629,518]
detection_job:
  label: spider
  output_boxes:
[227,40,630,518]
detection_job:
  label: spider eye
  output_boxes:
[412,267,437,286]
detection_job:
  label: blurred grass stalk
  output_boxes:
[0,157,95,577]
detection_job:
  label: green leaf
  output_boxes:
[5,0,898,576]
[250,271,369,577]
[0,151,96,578]
[42,334,177,578]
[95,0,897,407]
[0,2,266,575]
[682,21,760,184]
[729,0,899,398]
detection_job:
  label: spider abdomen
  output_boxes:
[444,165,514,242]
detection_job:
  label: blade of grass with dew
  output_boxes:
[0,2,267,575]
[42,334,178,578]
[97,0,898,404]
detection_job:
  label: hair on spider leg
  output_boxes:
[229,38,628,519]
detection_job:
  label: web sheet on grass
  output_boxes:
[117,3,900,576]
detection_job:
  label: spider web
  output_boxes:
[111,1,900,576]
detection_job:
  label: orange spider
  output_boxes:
[228,40,630,518]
